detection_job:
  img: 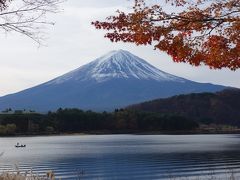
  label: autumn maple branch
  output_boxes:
[93,0,240,70]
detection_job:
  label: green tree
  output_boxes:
[6,124,16,135]
[0,125,6,135]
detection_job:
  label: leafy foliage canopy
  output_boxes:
[93,0,240,70]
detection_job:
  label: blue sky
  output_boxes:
[0,0,239,96]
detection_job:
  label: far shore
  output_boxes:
[2,128,240,138]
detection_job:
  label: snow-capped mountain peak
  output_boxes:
[48,50,185,84]
[0,50,226,111]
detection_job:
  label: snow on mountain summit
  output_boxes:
[48,50,185,84]
[0,49,227,111]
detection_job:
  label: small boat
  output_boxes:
[15,143,26,148]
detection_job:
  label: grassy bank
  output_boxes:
[0,171,55,180]
[0,171,239,180]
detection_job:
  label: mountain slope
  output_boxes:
[128,89,240,126]
[0,50,228,111]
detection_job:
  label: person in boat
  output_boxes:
[15,143,26,148]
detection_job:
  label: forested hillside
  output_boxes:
[128,89,240,126]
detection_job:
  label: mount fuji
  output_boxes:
[0,50,227,111]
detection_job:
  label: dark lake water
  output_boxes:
[1,134,240,179]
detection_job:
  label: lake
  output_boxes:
[1,134,240,179]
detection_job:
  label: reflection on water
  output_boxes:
[1,135,240,179]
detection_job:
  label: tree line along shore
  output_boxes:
[0,108,239,136]
[0,108,199,136]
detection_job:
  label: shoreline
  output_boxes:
[2,129,240,137]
